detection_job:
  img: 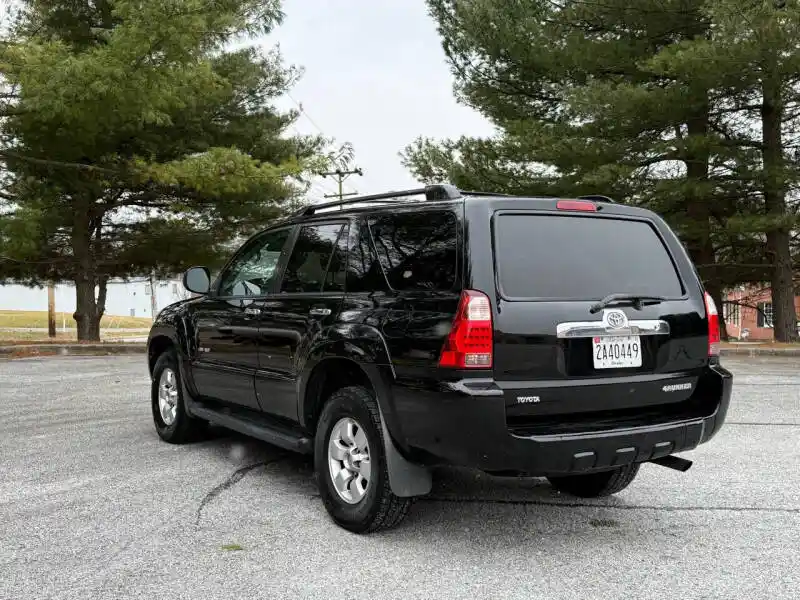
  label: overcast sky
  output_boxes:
[269,0,495,199]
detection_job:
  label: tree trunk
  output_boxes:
[683,99,724,338]
[73,276,101,341]
[47,284,57,338]
[761,73,798,342]
[71,209,103,341]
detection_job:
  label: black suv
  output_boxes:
[147,184,733,533]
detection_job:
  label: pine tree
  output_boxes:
[0,0,341,340]
[405,0,800,340]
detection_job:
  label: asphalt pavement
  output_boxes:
[1,356,798,599]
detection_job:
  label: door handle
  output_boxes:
[309,307,331,317]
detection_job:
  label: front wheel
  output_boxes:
[151,350,206,444]
[314,386,412,533]
[547,463,640,498]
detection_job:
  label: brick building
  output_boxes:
[723,287,800,341]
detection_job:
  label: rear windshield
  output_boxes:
[494,214,683,300]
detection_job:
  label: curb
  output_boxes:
[0,343,146,357]
[720,347,800,357]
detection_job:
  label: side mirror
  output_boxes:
[183,266,211,295]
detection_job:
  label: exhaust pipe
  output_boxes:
[650,455,693,472]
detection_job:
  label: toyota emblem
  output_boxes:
[606,310,627,329]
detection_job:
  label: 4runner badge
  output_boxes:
[662,383,692,392]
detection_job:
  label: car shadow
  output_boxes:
[190,427,636,533]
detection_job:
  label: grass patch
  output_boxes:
[220,544,244,552]
[0,330,148,343]
[0,310,152,329]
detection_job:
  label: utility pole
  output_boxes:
[320,168,364,205]
[47,284,56,338]
[149,272,158,321]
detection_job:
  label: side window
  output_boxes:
[281,223,346,293]
[346,220,387,293]
[324,223,349,292]
[217,228,290,297]
[368,211,458,292]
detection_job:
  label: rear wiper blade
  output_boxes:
[589,293,666,314]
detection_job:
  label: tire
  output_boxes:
[151,349,206,444]
[314,385,413,533]
[547,463,640,498]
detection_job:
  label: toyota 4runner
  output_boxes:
[147,184,733,533]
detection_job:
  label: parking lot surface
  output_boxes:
[1,356,798,599]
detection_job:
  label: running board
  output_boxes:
[650,455,693,472]
[191,405,313,454]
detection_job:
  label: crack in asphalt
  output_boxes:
[195,457,284,526]
[422,497,800,514]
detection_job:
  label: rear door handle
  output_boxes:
[309,307,331,317]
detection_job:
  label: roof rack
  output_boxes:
[577,194,615,203]
[461,190,515,197]
[294,183,462,217]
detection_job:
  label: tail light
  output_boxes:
[438,290,493,368]
[705,292,720,356]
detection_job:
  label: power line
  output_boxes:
[285,91,328,137]
[285,92,362,195]
[320,168,364,203]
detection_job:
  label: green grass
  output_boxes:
[0,310,152,329]
[0,330,147,343]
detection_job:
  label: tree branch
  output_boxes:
[0,150,121,174]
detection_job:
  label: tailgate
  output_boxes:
[489,210,709,422]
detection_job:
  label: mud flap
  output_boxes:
[378,406,432,497]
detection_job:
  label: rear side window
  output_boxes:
[494,214,683,300]
[346,221,388,293]
[281,223,347,293]
[369,211,458,292]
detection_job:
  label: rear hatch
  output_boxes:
[488,203,712,433]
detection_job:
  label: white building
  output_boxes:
[0,278,186,320]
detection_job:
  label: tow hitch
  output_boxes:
[650,455,693,472]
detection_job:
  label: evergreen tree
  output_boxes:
[404,0,799,340]
[0,0,343,340]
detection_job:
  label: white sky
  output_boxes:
[268,0,495,199]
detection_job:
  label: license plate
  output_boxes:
[593,335,642,369]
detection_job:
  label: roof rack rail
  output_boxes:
[294,183,462,217]
[577,194,615,203]
[461,189,515,197]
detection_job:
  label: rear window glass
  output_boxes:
[369,211,457,291]
[494,214,683,299]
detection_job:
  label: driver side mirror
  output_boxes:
[183,266,211,295]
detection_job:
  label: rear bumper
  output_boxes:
[394,363,732,476]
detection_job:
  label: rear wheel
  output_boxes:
[314,386,413,533]
[547,463,640,498]
[151,350,206,444]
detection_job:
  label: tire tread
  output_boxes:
[152,350,205,444]
[317,385,413,533]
